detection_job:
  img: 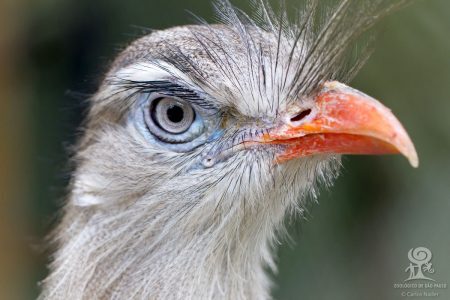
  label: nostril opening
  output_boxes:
[290,109,312,122]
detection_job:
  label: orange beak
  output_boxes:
[262,81,418,167]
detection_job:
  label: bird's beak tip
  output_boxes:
[263,81,419,168]
[405,143,419,168]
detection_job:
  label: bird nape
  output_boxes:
[40,0,417,299]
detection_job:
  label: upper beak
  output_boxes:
[262,81,418,167]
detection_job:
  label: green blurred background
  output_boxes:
[1,0,449,299]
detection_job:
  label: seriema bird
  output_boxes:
[40,0,418,299]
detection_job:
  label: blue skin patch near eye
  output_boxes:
[207,129,224,143]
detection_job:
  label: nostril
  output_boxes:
[290,109,312,122]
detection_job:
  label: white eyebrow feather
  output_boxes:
[112,61,195,85]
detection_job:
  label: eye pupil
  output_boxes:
[166,105,184,123]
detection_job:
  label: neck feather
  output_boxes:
[40,194,287,300]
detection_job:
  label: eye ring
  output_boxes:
[152,97,195,134]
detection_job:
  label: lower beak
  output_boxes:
[262,81,418,167]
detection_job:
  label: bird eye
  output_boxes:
[142,95,207,146]
[152,97,195,134]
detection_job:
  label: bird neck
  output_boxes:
[40,196,287,299]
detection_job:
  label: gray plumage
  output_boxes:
[39,0,410,299]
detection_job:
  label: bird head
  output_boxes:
[45,0,417,298]
[73,2,417,212]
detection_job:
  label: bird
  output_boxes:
[39,0,418,299]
